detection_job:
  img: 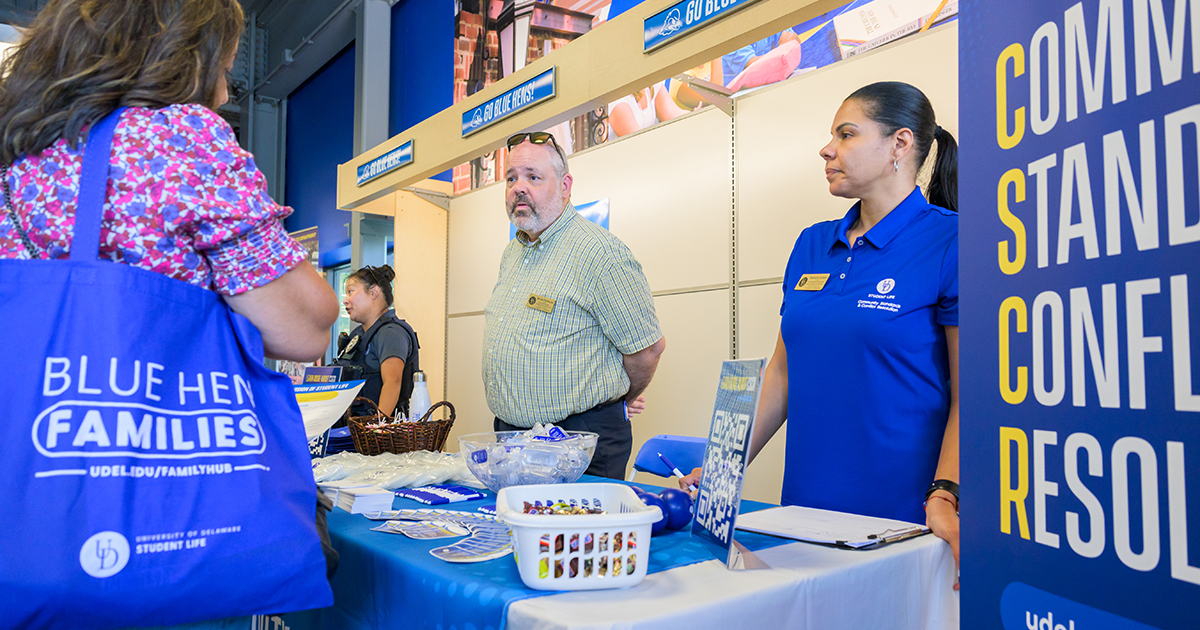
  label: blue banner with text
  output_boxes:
[461,68,556,137]
[960,1,1200,627]
[356,140,413,186]
[643,0,764,52]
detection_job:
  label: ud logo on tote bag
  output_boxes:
[0,108,333,629]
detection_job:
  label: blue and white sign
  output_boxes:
[691,358,766,568]
[461,67,556,137]
[302,366,343,384]
[356,140,413,186]
[960,1,1200,628]
[643,0,764,52]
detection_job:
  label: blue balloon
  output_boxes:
[658,488,694,530]
[640,493,669,535]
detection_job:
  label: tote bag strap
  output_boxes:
[69,107,126,262]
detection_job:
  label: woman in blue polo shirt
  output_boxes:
[685,81,960,584]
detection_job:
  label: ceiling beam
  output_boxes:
[337,0,843,210]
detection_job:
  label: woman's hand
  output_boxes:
[925,491,960,591]
[679,467,702,496]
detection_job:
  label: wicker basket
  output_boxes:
[348,398,457,456]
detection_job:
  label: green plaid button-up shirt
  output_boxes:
[483,205,662,427]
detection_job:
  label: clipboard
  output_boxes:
[734,505,931,550]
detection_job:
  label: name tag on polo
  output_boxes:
[795,274,830,291]
[526,294,556,314]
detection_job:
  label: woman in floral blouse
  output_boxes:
[0,0,337,361]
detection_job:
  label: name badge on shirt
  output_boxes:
[527,294,556,314]
[795,274,830,291]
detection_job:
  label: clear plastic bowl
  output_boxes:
[458,431,598,493]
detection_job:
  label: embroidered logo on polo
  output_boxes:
[857,278,901,313]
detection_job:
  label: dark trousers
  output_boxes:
[494,399,632,479]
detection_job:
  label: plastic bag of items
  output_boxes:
[312,450,483,490]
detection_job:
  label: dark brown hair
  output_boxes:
[0,0,244,164]
[348,265,396,307]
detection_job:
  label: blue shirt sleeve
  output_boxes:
[936,232,959,326]
[751,33,784,57]
[722,47,756,83]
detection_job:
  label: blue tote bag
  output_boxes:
[0,109,333,628]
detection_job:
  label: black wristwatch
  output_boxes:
[925,479,959,503]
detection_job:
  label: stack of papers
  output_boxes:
[735,505,929,549]
[325,427,355,455]
[394,485,486,505]
[319,481,395,514]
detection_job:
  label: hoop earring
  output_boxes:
[893,160,898,173]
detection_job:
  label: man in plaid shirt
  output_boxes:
[483,132,666,479]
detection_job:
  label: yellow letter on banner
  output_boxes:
[999,427,1031,539]
[996,43,1026,150]
[997,169,1027,275]
[999,296,1028,404]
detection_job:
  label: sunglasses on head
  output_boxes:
[506,131,559,151]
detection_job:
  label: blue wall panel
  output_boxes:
[284,43,356,262]
[390,0,453,181]
[285,1,454,258]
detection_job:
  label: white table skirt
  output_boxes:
[506,533,959,630]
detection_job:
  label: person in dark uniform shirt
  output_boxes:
[335,265,420,419]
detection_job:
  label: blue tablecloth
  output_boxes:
[283,477,789,630]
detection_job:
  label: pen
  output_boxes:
[657,452,697,491]
[866,527,929,546]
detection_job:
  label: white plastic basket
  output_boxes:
[497,483,661,590]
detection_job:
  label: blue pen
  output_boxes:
[657,452,697,492]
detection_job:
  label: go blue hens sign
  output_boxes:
[643,0,764,52]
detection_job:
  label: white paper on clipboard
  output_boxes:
[735,505,928,549]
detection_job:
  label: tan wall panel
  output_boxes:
[393,197,448,406]
[447,183,507,315]
[357,191,396,217]
[737,25,959,282]
[628,289,730,488]
[736,283,788,504]
[445,314,491,448]
[568,109,731,293]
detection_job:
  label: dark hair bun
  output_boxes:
[377,265,396,283]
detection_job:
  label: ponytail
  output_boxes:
[926,125,958,213]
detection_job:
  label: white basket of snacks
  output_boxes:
[496,483,662,590]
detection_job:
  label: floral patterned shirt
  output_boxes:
[0,104,305,295]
